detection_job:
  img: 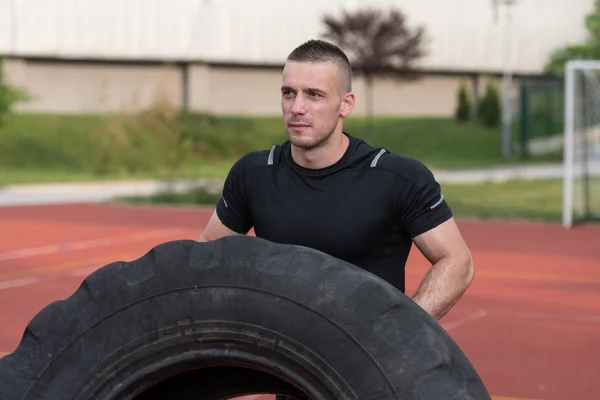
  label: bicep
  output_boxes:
[198,210,244,242]
[412,217,471,265]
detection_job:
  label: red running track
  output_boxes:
[1,203,600,400]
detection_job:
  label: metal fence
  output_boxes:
[517,78,564,156]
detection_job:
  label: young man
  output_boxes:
[199,39,474,322]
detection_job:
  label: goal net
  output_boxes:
[563,60,600,228]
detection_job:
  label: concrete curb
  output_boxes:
[1,162,598,206]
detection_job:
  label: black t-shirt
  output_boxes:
[215,133,452,292]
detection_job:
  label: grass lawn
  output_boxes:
[114,178,589,223]
[0,113,562,185]
[0,161,236,185]
[444,177,598,222]
[441,179,565,221]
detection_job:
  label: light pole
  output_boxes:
[10,0,20,56]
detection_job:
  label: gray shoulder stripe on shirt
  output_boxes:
[430,194,444,209]
[370,148,386,167]
[267,144,276,165]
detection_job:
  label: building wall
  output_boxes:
[0,0,594,74]
[5,59,183,113]
[0,0,586,116]
[5,58,489,117]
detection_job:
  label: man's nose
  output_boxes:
[291,96,307,115]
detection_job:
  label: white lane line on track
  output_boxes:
[441,309,489,331]
[0,254,136,290]
[0,229,187,262]
[0,269,98,290]
[0,276,41,290]
[494,309,600,324]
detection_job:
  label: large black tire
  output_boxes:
[0,236,491,400]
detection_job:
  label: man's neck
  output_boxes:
[291,131,350,170]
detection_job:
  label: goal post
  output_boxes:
[562,60,600,228]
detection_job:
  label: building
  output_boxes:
[0,0,594,116]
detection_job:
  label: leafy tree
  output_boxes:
[544,1,600,76]
[322,8,426,138]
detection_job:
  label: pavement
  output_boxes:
[0,178,224,207]
[0,162,599,207]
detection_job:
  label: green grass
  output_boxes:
[347,117,562,169]
[0,112,562,185]
[0,161,236,185]
[442,179,565,221]
[114,178,589,223]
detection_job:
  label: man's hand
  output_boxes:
[198,210,243,242]
[410,217,474,321]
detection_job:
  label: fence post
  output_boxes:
[519,82,529,157]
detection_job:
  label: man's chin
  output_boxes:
[288,134,331,151]
[288,136,317,149]
[286,128,312,144]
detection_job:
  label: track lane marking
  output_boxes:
[407,265,600,284]
[0,253,137,289]
[0,253,138,282]
[442,309,488,331]
[0,229,187,262]
[2,259,600,293]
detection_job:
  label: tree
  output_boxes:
[322,7,426,138]
[544,1,600,76]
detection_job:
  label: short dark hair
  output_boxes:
[286,39,352,93]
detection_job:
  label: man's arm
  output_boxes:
[385,154,474,321]
[411,217,474,321]
[198,210,243,242]
[198,153,255,242]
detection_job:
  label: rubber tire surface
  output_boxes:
[0,236,491,400]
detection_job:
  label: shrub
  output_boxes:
[91,102,192,177]
[454,81,471,123]
[0,57,30,130]
[477,79,501,128]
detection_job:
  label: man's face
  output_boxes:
[281,60,354,149]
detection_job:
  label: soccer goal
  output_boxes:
[562,60,600,228]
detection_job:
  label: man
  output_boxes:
[199,39,474,322]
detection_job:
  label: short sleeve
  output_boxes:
[395,159,453,238]
[215,156,254,234]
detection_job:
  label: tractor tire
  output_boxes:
[0,235,491,400]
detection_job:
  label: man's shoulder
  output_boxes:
[350,134,431,172]
[374,151,437,187]
[226,145,283,179]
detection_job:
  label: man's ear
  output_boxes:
[340,92,356,117]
